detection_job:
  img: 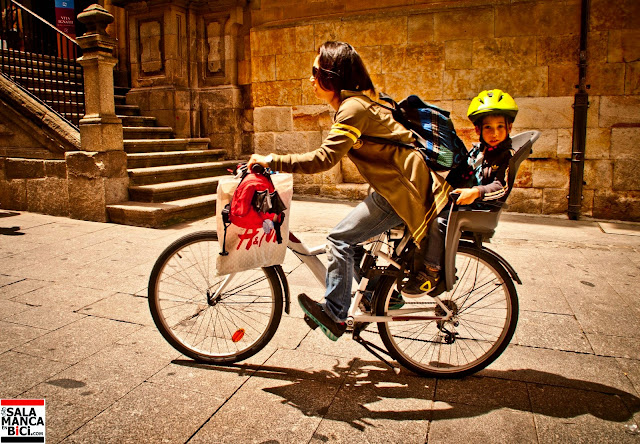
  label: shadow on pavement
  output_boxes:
[0,210,20,218]
[174,359,640,429]
[0,226,24,235]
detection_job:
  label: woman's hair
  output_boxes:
[315,41,375,97]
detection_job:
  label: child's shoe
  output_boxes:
[401,269,440,297]
[388,291,405,309]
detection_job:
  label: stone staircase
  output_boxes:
[2,47,240,227]
[106,87,240,227]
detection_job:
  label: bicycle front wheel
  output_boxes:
[376,244,518,378]
[148,231,283,364]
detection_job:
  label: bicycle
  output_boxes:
[148,131,539,378]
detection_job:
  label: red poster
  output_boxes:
[55,0,75,38]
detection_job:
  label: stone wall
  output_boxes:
[0,77,78,216]
[121,0,251,158]
[0,4,128,222]
[248,0,640,221]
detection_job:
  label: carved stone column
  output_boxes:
[76,4,123,151]
[121,0,248,155]
[66,4,128,222]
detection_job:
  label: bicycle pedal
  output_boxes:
[303,314,319,330]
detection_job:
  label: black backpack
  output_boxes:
[361,93,469,172]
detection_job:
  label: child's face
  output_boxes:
[475,115,512,148]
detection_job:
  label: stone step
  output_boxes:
[5,65,82,82]
[127,160,238,185]
[107,194,217,228]
[119,115,157,127]
[114,86,130,96]
[128,176,222,202]
[27,88,83,102]
[115,94,127,105]
[0,49,79,68]
[116,104,141,116]
[124,138,212,153]
[127,149,226,168]
[123,126,173,139]
[6,74,82,90]
[42,99,83,110]
[6,62,81,78]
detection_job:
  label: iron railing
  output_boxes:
[0,0,84,127]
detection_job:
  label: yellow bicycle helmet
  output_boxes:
[467,89,518,125]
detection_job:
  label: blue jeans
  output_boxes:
[323,192,403,323]
[423,205,450,270]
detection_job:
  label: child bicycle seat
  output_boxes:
[442,131,540,291]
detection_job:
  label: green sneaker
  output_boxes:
[389,291,405,309]
[298,293,346,341]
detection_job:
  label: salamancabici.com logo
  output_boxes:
[1,399,46,443]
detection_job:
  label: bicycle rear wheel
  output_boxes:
[148,231,283,364]
[376,244,518,378]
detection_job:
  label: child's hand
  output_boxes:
[453,187,481,205]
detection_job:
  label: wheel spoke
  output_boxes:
[377,245,517,377]
[148,232,282,364]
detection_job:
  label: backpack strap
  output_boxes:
[220,203,232,256]
[361,93,428,149]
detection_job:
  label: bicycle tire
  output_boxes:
[375,244,518,378]
[148,230,283,364]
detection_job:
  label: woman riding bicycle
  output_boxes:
[248,41,451,341]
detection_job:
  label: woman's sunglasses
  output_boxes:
[312,66,340,78]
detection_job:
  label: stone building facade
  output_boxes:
[244,0,640,220]
[1,0,639,222]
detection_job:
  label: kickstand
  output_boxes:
[353,333,400,375]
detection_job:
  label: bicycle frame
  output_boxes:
[287,228,455,328]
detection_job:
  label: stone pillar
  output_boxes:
[66,4,128,222]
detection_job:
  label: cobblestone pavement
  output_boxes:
[1,201,639,443]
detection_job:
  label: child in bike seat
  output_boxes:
[248,41,452,341]
[402,89,519,297]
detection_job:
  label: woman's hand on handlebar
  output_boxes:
[452,187,481,205]
[248,154,271,171]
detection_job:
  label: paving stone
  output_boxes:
[486,344,638,395]
[26,340,172,414]
[19,392,105,444]
[63,381,221,444]
[148,359,256,402]
[514,311,593,353]
[311,357,435,443]
[0,237,42,257]
[0,278,50,300]
[0,204,638,443]
[16,316,142,364]
[0,320,48,354]
[529,384,640,443]
[436,375,530,411]
[616,358,640,398]
[6,305,87,331]
[77,292,152,326]
[587,333,640,359]
[429,402,537,444]
[0,351,69,398]
[0,299,32,319]
[11,282,112,311]
[188,367,342,443]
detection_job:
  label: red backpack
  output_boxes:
[220,165,287,255]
